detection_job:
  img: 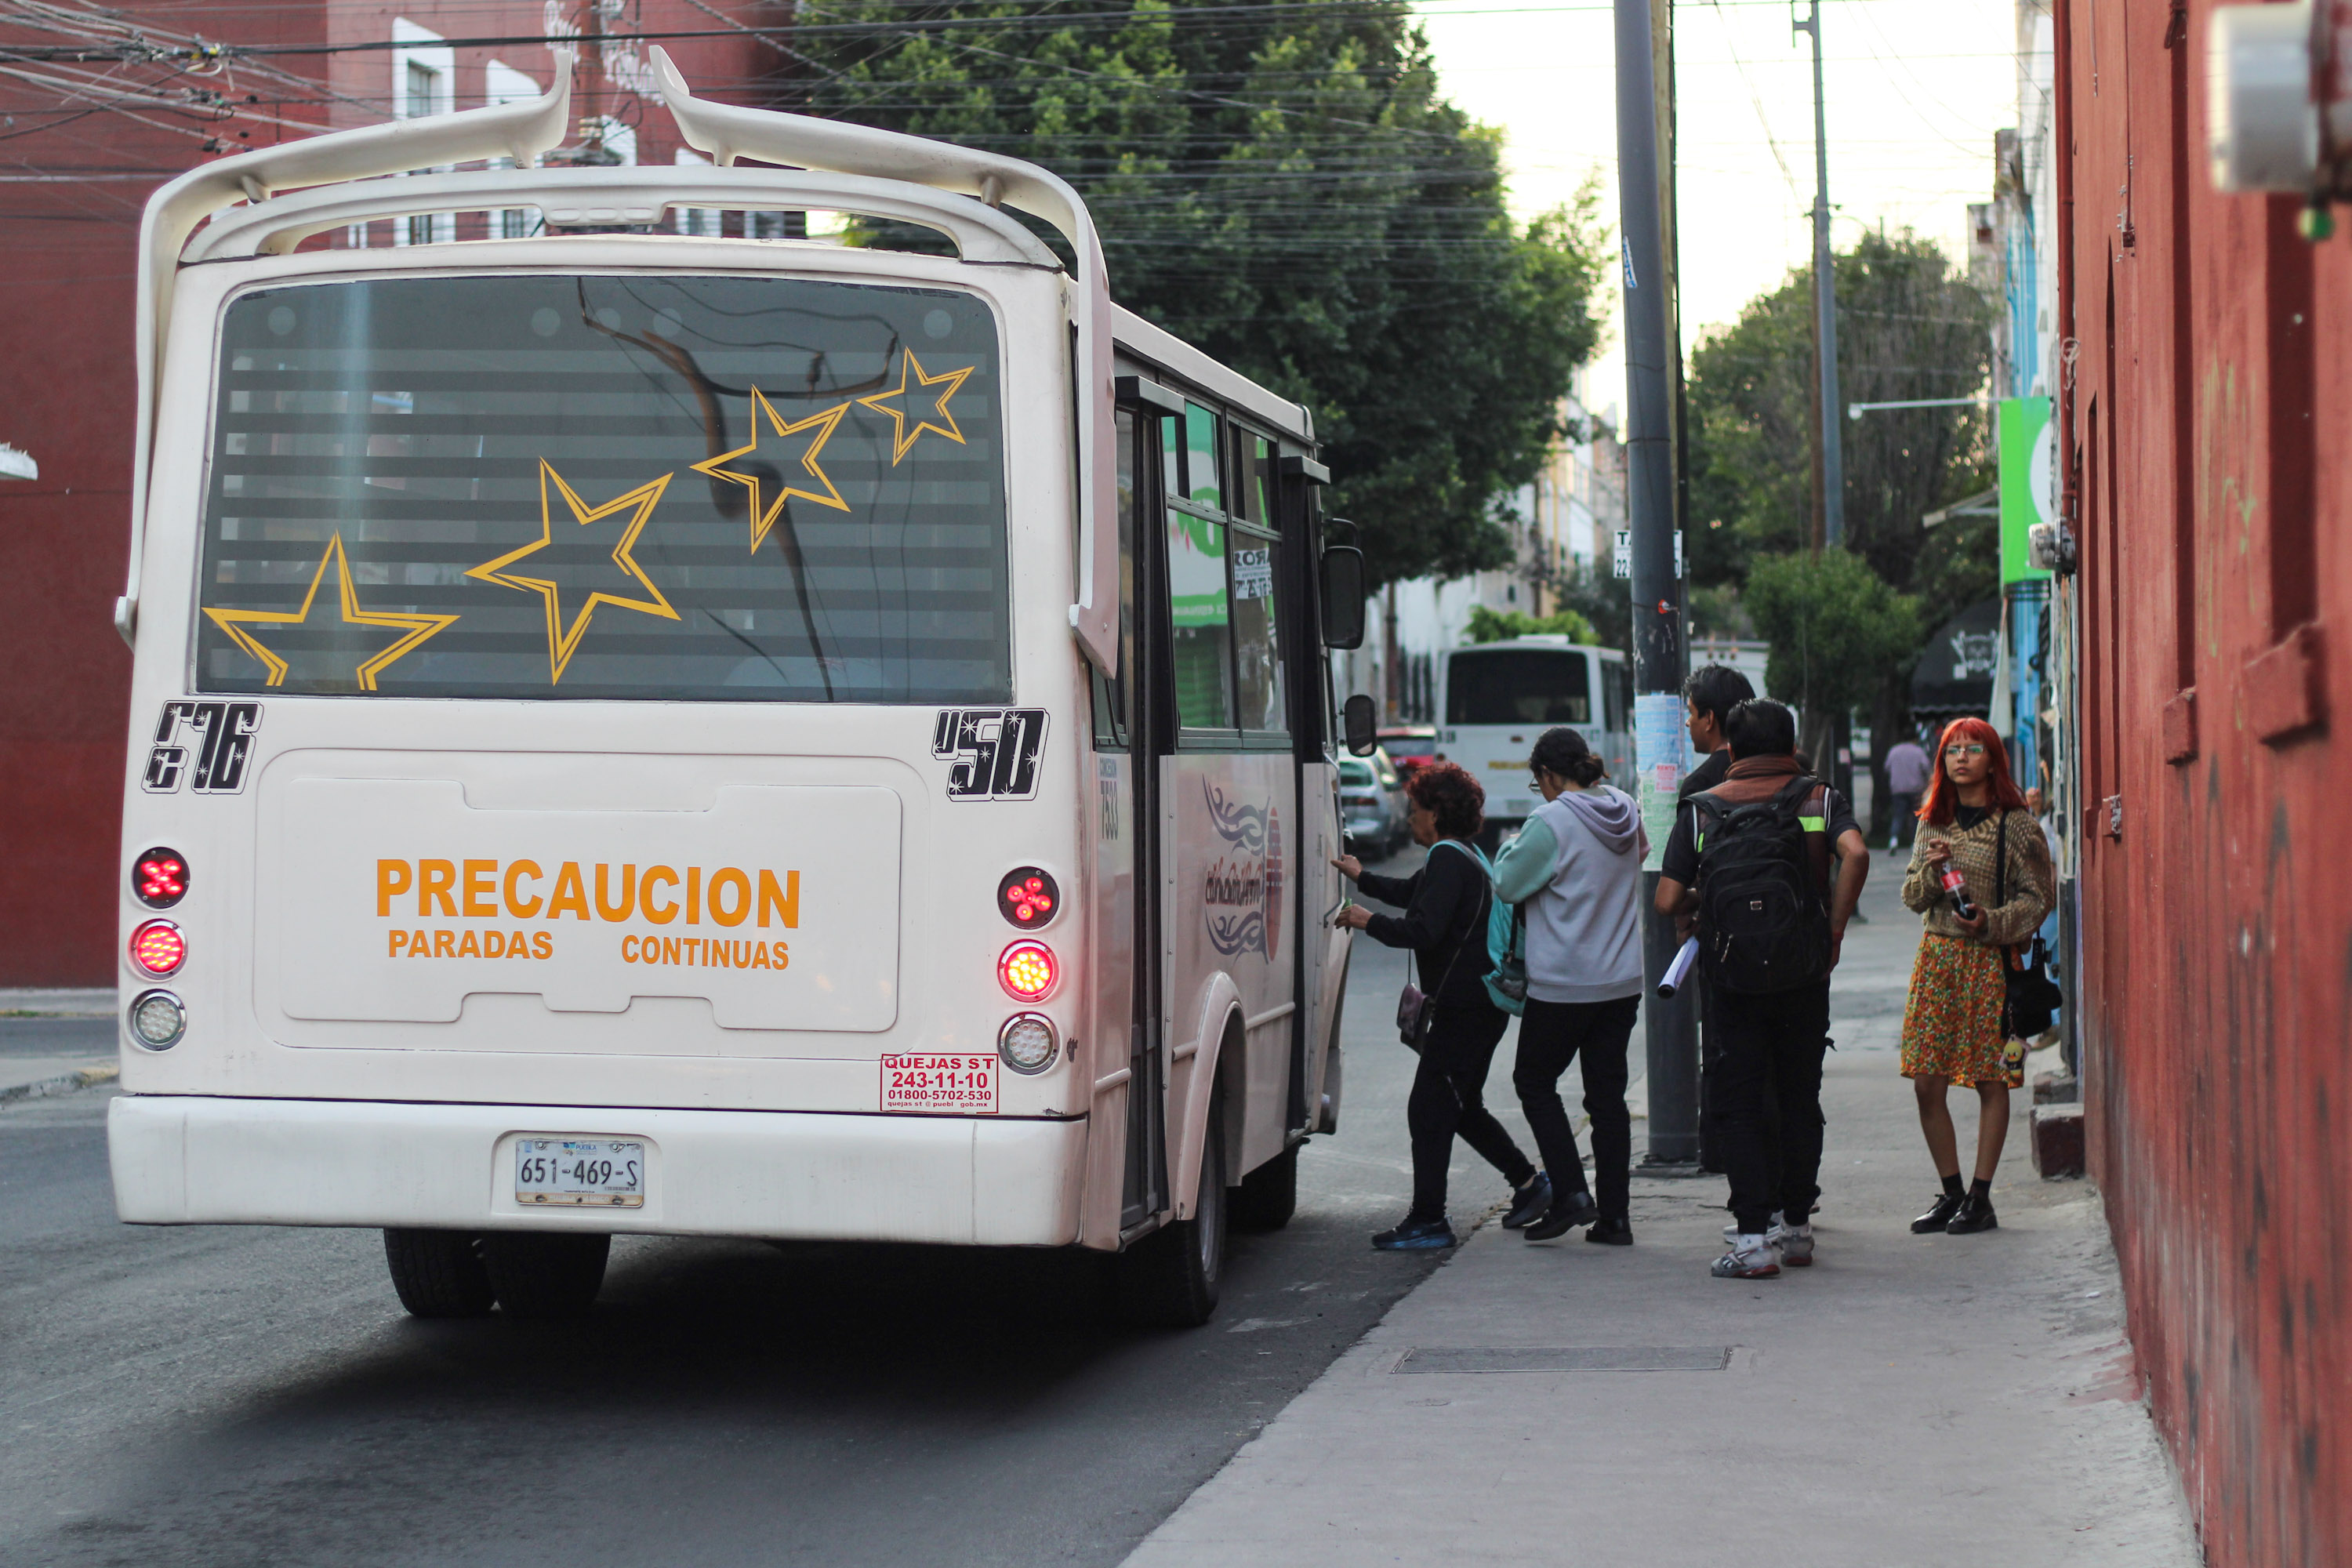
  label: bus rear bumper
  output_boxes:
[107,1094,1087,1247]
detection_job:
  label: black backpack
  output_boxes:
[1690,775,1833,996]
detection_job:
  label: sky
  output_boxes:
[1410,0,2021,419]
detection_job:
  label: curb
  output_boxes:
[0,1063,119,1106]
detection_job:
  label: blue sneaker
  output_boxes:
[1501,1172,1553,1229]
[1372,1217,1457,1250]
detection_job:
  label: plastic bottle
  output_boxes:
[1938,861,1980,922]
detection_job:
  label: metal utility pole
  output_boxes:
[1795,0,1853,801]
[1795,0,1844,549]
[1614,0,1697,1167]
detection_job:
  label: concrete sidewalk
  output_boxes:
[1127,863,2202,1568]
[0,989,118,1104]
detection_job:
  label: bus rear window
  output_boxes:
[1446,650,1592,725]
[194,274,1010,703]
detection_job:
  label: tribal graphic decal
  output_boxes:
[1202,782,1284,960]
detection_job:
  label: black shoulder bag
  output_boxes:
[1394,844,1491,1054]
[1994,811,2063,1040]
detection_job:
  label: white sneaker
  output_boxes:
[1723,1210,1783,1245]
[1777,1221,1814,1266]
[1710,1232,1781,1279]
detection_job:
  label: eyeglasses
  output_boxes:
[1944,743,1987,757]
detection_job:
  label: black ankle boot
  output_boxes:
[1523,1188,1599,1241]
[1911,1192,1965,1233]
[1946,1192,1998,1234]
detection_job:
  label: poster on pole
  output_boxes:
[1633,691,1683,873]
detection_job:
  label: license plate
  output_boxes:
[514,1138,645,1207]
[881,1054,998,1114]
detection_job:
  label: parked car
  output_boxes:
[1339,753,1409,856]
[1377,725,1439,783]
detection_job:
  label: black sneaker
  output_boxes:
[1501,1173,1553,1229]
[1372,1217,1457,1250]
[1946,1193,1998,1235]
[1522,1189,1600,1241]
[1584,1218,1634,1246]
[1911,1192,1965,1233]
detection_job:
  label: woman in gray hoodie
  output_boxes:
[1490,727,1649,1244]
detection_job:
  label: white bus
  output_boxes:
[1436,636,1635,842]
[104,53,1376,1328]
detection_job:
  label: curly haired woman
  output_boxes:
[1897,717,2053,1236]
[1334,760,1543,1250]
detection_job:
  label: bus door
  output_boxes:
[1283,459,1344,1138]
[1102,397,1168,1233]
[1156,400,1298,1192]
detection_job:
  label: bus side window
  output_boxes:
[1184,401,1222,511]
[1230,433,1285,738]
[1167,506,1234,732]
[1230,526,1283,735]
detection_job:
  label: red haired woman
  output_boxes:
[1896,717,2053,1236]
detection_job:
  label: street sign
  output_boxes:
[1613,530,1682,579]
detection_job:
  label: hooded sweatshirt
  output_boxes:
[1491,783,1648,1004]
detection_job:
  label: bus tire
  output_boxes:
[1229,1143,1298,1232]
[382,1229,495,1319]
[478,1232,611,1320]
[1116,1094,1228,1329]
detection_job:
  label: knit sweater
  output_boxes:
[1900,805,2053,945]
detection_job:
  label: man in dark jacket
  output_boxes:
[1677,664,1755,1173]
[1656,700,1870,1279]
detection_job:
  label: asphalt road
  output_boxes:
[0,847,1554,1568]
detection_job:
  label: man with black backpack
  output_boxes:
[1654,699,1871,1279]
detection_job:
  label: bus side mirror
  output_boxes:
[1341,693,1378,757]
[1319,546,1366,649]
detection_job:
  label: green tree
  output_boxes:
[1465,604,1596,644]
[1742,549,1922,769]
[1685,228,1994,828]
[795,0,1609,585]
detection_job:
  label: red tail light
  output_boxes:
[130,920,187,977]
[997,939,1058,1002]
[132,847,190,909]
[996,866,1060,927]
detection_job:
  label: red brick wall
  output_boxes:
[2064,2,2352,1562]
[0,2,780,984]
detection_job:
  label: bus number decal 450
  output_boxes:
[932,709,1047,801]
[143,700,261,795]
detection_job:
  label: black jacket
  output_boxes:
[1357,840,1496,1012]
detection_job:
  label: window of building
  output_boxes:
[391,20,454,246]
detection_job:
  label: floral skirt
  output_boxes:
[1900,934,2009,1086]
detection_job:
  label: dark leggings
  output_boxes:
[1512,994,1642,1223]
[1407,1004,1535,1222]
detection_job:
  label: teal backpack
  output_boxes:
[1433,840,1527,1015]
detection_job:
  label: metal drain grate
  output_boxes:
[1394,1345,1730,1374]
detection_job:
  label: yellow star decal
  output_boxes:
[691,389,852,552]
[465,461,681,684]
[202,534,457,691]
[857,349,973,465]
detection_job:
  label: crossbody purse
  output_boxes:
[1992,811,2063,1046]
[1394,843,1491,1054]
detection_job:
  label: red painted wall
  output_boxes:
[2063,2,2351,1563]
[0,2,780,985]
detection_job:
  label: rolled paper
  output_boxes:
[1657,935,1700,998]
